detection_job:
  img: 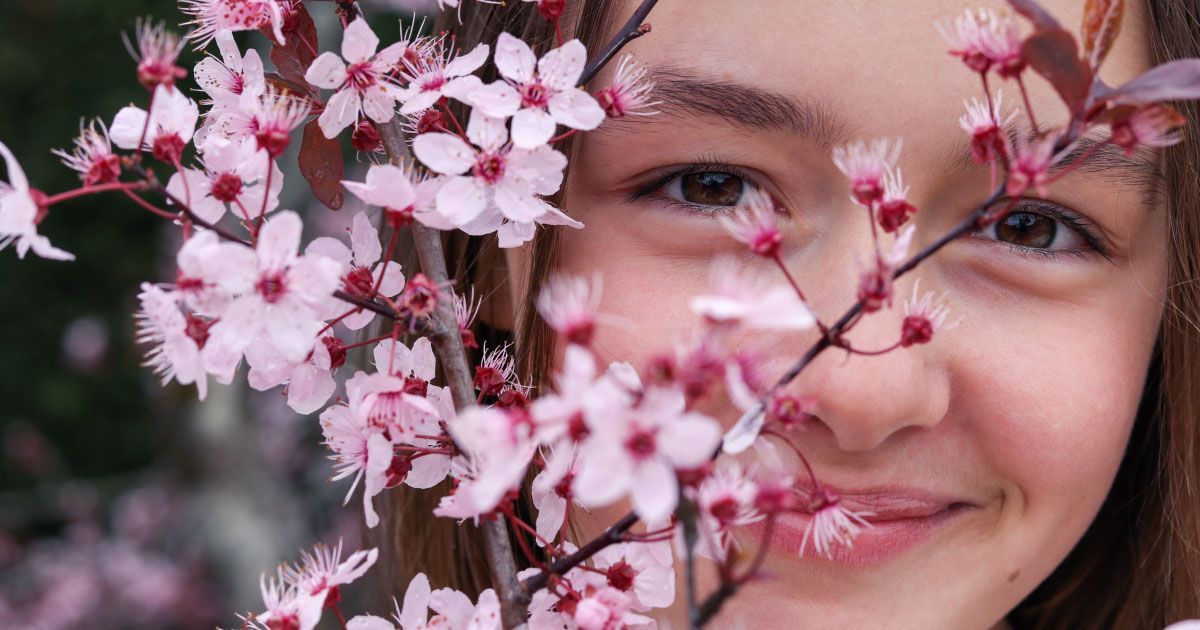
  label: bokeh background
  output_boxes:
[0,1,435,627]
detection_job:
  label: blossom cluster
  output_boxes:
[2,0,1198,628]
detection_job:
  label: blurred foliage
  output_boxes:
[0,0,194,492]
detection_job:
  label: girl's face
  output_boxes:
[512,0,1168,626]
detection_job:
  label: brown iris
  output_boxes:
[995,211,1056,249]
[680,171,744,206]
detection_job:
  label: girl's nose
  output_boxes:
[795,283,951,452]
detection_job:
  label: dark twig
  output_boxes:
[578,0,659,86]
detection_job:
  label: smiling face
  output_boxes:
[507,0,1169,626]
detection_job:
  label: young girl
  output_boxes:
[382,0,1200,628]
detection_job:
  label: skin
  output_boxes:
[500,0,1169,627]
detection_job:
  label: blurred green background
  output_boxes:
[0,1,431,626]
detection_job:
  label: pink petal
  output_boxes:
[496,220,536,248]
[510,108,556,149]
[435,176,488,225]
[469,81,521,119]
[166,169,223,224]
[341,18,379,64]
[538,39,587,90]
[211,294,266,353]
[631,459,678,523]
[350,211,382,265]
[465,109,509,152]
[341,309,375,331]
[287,361,336,414]
[374,261,406,297]
[549,89,605,131]
[288,255,342,304]
[109,106,149,150]
[361,86,397,124]
[493,180,544,222]
[412,133,475,175]
[305,52,349,90]
[319,88,361,139]
[398,89,441,115]
[657,414,722,469]
[441,75,483,103]
[304,237,353,271]
[572,441,629,507]
[266,302,323,363]
[257,211,302,272]
[400,573,432,629]
[444,43,490,78]
[410,337,436,381]
[405,452,449,489]
[494,33,536,83]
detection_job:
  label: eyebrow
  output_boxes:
[635,67,1164,202]
[644,65,851,148]
[949,124,1164,201]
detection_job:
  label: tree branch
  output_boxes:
[578,0,659,86]
[375,118,526,629]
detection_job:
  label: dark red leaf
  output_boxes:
[1108,59,1200,106]
[269,3,319,93]
[299,119,344,210]
[1082,0,1124,70]
[1006,0,1062,30]
[1021,28,1092,113]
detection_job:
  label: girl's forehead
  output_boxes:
[590,0,1158,195]
[600,0,1152,132]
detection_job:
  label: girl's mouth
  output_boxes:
[749,484,980,566]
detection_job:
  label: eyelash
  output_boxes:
[624,160,764,214]
[625,162,1111,261]
[971,198,1112,261]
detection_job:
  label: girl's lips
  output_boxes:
[748,485,979,566]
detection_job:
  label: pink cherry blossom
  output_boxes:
[194,31,266,108]
[306,19,410,139]
[877,167,917,233]
[444,406,537,514]
[130,19,187,90]
[167,136,282,223]
[831,138,902,207]
[686,460,761,560]
[282,541,378,607]
[206,210,342,363]
[0,139,73,261]
[397,40,489,115]
[591,541,675,611]
[573,385,722,523]
[1111,103,1187,157]
[959,92,1014,165]
[110,84,200,163]
[572,586,634,630]
[800,488,873,559]
[530,344,635,447]
[181,0,285,50]
[412,109,580,247]
[307,211,406,329]
[1006,133,1059,198]
[320,398,395,528]
[531,444,576,544]
[52,120,121,187]
[900,278,959,347]
[257,568,324,630]
[244,335,337,414]
[536,273,601,346]
[937,8,997,74]
[250,86,311,158]
[343,163,449,231]
[135,283,211,400]
[428,586,501,629]
[717,187,783,257]
[469,33,605,149]
[690,258,815,331]
[596,54,660,118]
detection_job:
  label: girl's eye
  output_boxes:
[665,171,748,208]
[975,200,1108,258]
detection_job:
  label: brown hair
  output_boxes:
[383,2,1200,627]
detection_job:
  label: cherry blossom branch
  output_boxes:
[577,0,658,86]
[374,117,525,629]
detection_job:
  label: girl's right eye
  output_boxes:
[663,171,749,208]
